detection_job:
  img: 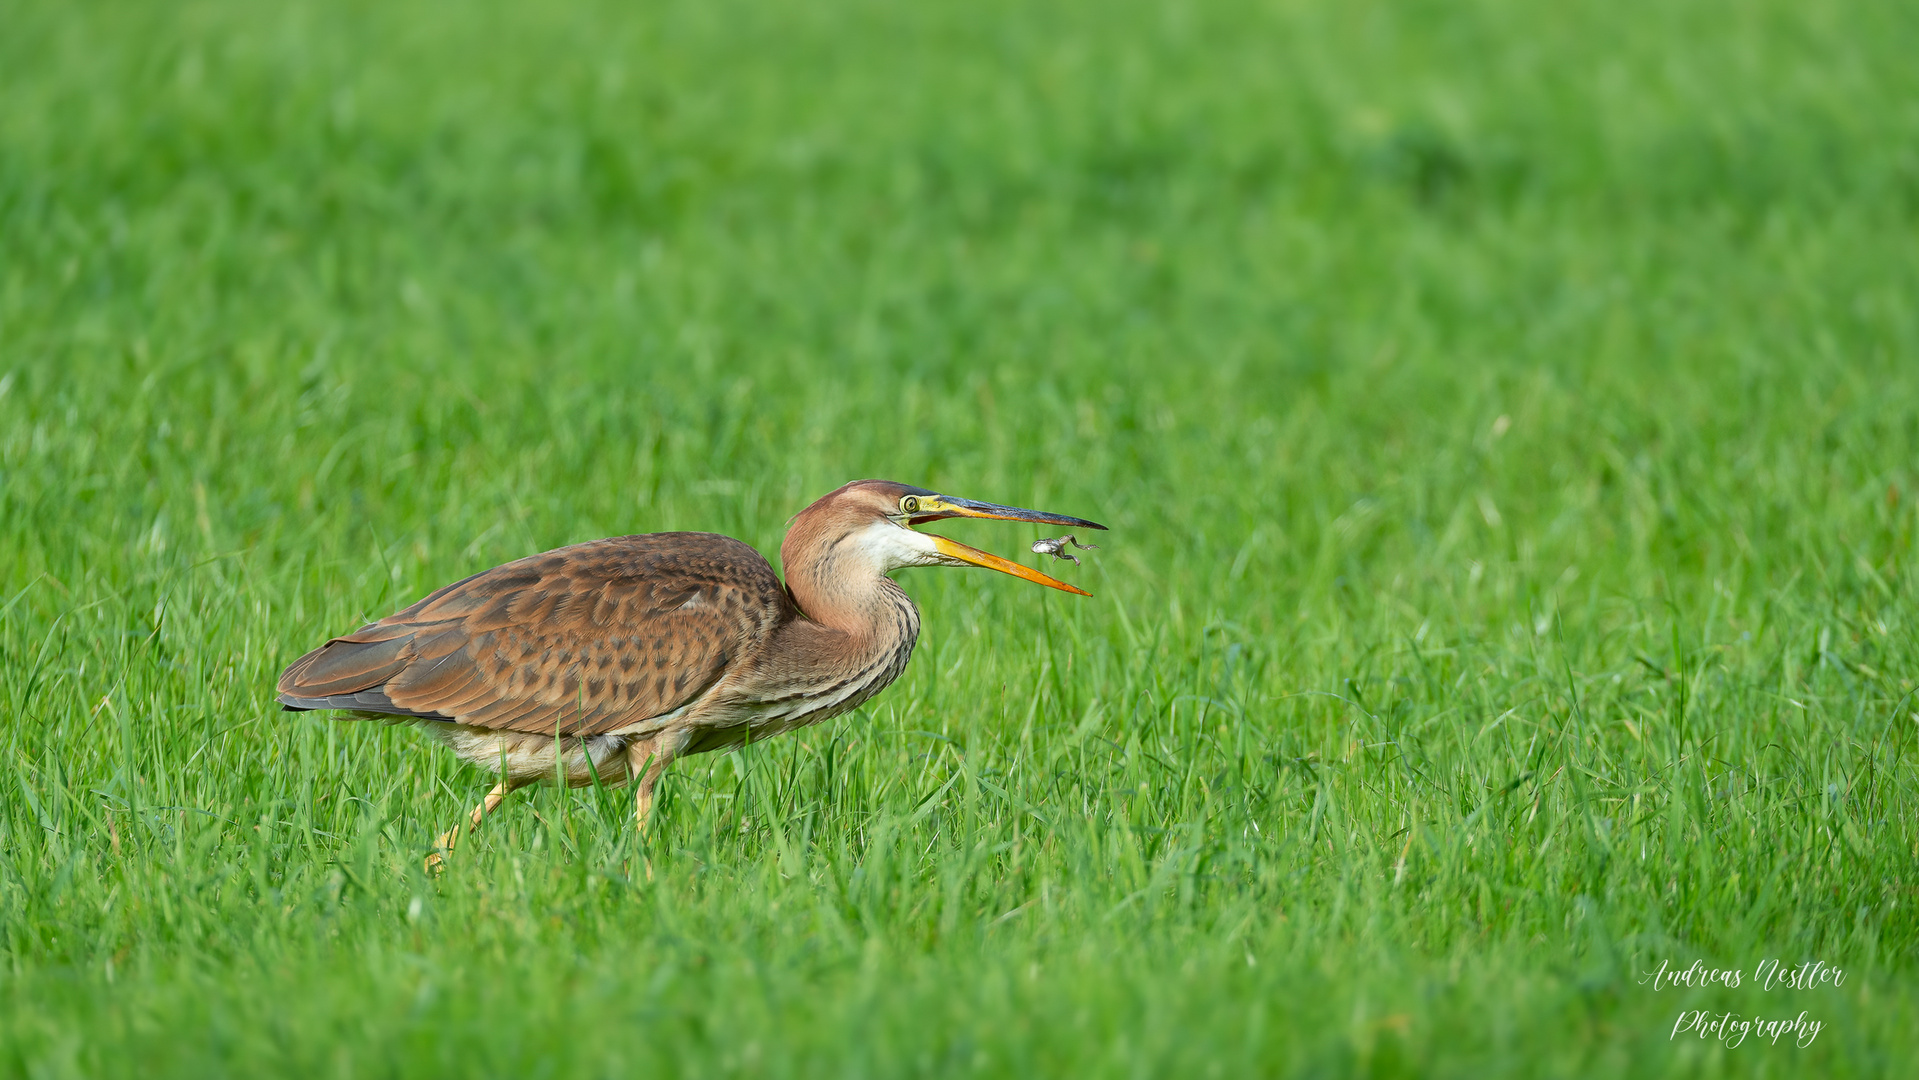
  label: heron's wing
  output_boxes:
[275,533,790,736]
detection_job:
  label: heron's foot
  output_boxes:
[425,826,461,874]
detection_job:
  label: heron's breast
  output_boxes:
[740,619,920,736]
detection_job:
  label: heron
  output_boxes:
[275,479,1105,863]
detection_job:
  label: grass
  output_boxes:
[3,0,1919,1074]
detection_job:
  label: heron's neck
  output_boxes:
[785,558,917,643]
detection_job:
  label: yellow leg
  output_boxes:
[426,780,517,873]
[627,741,665,834]
[626,738,681,882]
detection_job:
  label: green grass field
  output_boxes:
[4,0,1918,1074]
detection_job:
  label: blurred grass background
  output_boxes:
[3,0,1918,1074]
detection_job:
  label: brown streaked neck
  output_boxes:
[780,538,914,640]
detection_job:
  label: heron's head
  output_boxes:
[783,479,1107,596]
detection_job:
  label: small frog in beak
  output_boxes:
[1031,534,1099,566]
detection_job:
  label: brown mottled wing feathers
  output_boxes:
[277,534,789,735]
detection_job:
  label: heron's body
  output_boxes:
[275,480,1102,861]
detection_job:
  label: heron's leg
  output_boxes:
[626,739,674,834]
[619,738,673,884]
[630,726,706,828]
[426,779,524,872]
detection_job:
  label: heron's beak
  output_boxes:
[909,495,1107,532]
[929,535,1092,596]
[908,494,1106,596]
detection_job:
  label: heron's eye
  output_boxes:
[900,495,921,514]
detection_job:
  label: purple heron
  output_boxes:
[276,480,1104,861]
